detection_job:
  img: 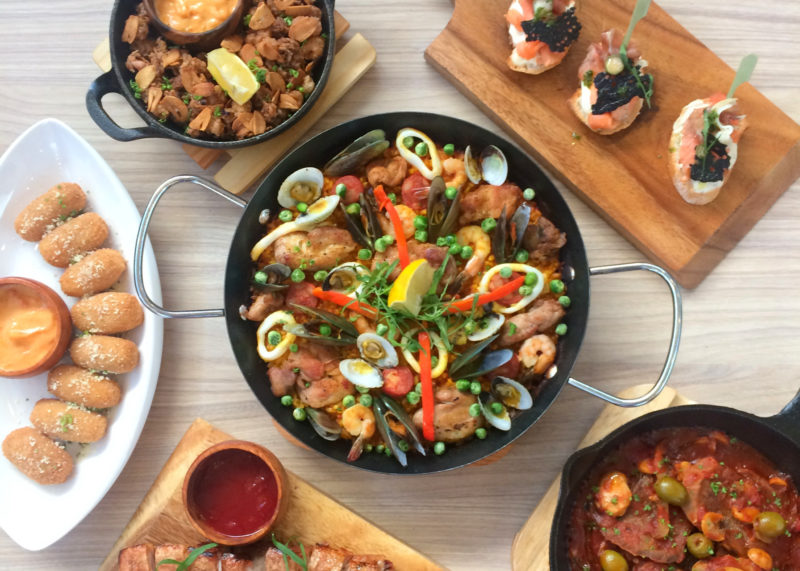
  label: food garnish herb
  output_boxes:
[271,534,308,571]
[617,0,653,109]
[156,542,218,570]
[128,79,143,99]
[160,76,172,91]
[243,14,252,27]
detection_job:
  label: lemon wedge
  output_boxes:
[388,259,434,316]
[206,48,259,105]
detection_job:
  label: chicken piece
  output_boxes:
[273,227,358,271]
[285,281,318,308]
[245,291,285,322]
[499,298,564,347]
[297,360,354,408]
[265,547,304,571]
[300,36,325,60]
[366,155,407,189]
[118,543,155,571]
[458,183,523,225]
[307,544,350,570]
[268,345,355,407]
[413,388,483,443]
[523,215,566,264]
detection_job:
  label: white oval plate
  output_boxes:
[0,119,163,551]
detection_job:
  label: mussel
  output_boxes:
[491,203,531,262]
[339,358,383,388]
[464,145,508,186]
[324,130,390,177]
[322,263,368,297]
[448,334,498,377]
[373,394,426,467]
[427,176,460,242]
[306,408,341,441]
[277,167,323,208]
[457,349,513,379]
[340,189,383,249]
[253,263,292,291]
[357,333,398,368]
[287,303,359,345]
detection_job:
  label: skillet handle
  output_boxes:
[772,389,800,441]
[133,175,247,319]
[568,262,683,407]
[86,70,163,142]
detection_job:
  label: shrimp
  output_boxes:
[380,204,416,239]
[595,471,632,517]
[342,404,376,462]
[455,225,491,277]
[518,334,556,374]
[443,156,467,189]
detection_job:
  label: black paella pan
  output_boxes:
[132,112,683,474]
[86,0,336,148]
[549,388,800,569]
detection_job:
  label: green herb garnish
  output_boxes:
[271,534,308,571]
[156,543,217,570]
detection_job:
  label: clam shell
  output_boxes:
[277,167,323,208]
[339,358,383,388]
[480,145,508,186]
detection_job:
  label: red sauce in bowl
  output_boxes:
[187,448,279,537]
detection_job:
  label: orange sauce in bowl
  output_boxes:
[154,0,239,34]
[0,284,59,373]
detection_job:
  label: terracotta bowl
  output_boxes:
[142,0,246,49]
[0,277,72,378]
[182,440,288,545]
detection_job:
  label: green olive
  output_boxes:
[654,476,688,506]
[686,533,714,559]
[599,550,629,571]
[754,511,786,539]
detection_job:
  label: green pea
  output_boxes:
[346,203,361,215]
[319,324,332,337]
[398,440,410,452]
[280,395,293,406]
[463,320,477,334]
[415,382,422,393]
[460,246,474,259]
[555,323,567,335]
[500,266,512,278]
[374,237,388,253]
[364,443,374,453]
[376,323,389,336]
[654,476,688,506]
[468,403,481,417]
[268,330,282,345]
[376,444,385,454]
[481,218,497,233]
[382,234,395,244]
[342,395,356,408]
[413,215,428,230]
[289,343,298,353]
[550,279,565,293]
[254,271,268,284]
[335,182,347,197]
[445,186,458,200]
[455,379,471,391]
[445,234,457,245]
[406,391,421,405]
[434,441,446,455]
[754,511,786,539]
[436,236,448,247]
[415,141,428,157]
[384,446,392,457]
[359,394,373,407]
[290,268,305,282]
[292,407,307,421]
[515,249,529,263]
[296,202,308,213]
[358,248,372,260]
[355,385,371,394]
[313,270,327,282]
[402,136,414,149]
[279,209,293,222]
[443,143,455,155]
[519,285,533,296]
[414,230,428,242]
[475,427,487,439]
[431,355,439,368]
[490,402,504,414]
[524,272,538,286]
[523,187,535,200]
[686,533,713,559]
[470,381,482,395]
[388,192,397,204]
[599,550,628,571]
[559,295,571,307]
[448,244,462,256]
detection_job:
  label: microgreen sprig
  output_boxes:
[618,0,653,108]
[271,534,308,571]
[156,543,217,571]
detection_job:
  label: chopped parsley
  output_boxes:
[128,79,143,99]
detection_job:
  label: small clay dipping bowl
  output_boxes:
[0,277,72,378]
[143,0,245,49]
[182,440,288,545]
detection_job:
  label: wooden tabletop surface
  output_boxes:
[1,1,799,569]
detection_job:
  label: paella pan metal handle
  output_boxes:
[568,262,683,408]
[133,175,247,319]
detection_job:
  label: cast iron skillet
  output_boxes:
[86,0,336,149]
[549,389,800,569]
[132,112,682,474]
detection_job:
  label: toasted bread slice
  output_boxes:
[568,89,644,135]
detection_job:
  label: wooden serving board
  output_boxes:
[510,384,695,570]
[425,0,800,289]
[92,11,377,195]
[99,418,444,571]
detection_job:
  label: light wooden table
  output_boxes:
[1,1,799,569]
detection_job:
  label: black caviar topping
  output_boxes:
[691,140,730,183]
[591,67,653,115]
[520,6,582,54]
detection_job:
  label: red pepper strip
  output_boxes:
[445,276,525,313]
[311,287,378,319]
[418,331,435,442]
[372,184,410,269]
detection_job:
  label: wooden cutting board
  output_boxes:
[99,418,444,571]
[425,0,800,289]
[510,384,694,570]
